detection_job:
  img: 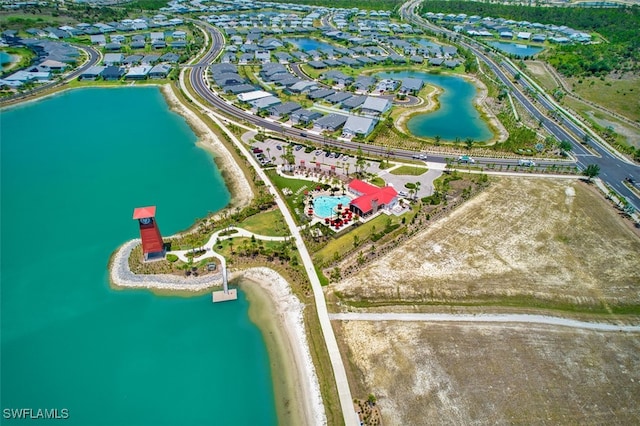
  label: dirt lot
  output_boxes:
[336,320,640,425]
[331,177,640,312]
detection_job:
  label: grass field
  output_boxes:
[335,320,640,425]
[332,177,640,313]
[239,209,289,236]
[389,165,428,176]
[569,76,640,123]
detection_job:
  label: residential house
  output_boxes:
[341,95,366,110]
[148,63,172,79]
[361,97,391,116]
[103,53,124,65]
[268,101,302,118]
[125,65,151,80]
[313,113,348,132]
[101,65,125,81]
[342,115,376,138]
[79,65,106,81]
[308,88,335,100]
[291,109,323,125]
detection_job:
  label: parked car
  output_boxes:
[276,145,282,150]
[399,191,408,197]
[294,145,303,151]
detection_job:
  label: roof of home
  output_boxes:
[341,95,367,109]
[348,179,398,214]
[308,88,335,99]
[268,101,302,115]
[292,108,323,121]
[325,92,352,104]
[362,96,390,113]
[401,77,424,91]
[314,113,348,129]
[250,96,281,109]
[343,115,375,134]
[149,63,171,74]
[238,90,273,102]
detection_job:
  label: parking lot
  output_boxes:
[251,138,442,198]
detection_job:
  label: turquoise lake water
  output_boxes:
[377,71,493,142]
[0,87,277,425]
[283,37,335,52]
[488,41,544,58]
[0,51,12,65]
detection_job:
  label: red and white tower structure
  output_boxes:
[132,206,165,261]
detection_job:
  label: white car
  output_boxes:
[399,191,408,197]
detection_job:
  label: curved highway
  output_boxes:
[400,0,639,209]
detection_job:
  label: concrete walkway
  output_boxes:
[330,312,640,332]
[180,70,360,425]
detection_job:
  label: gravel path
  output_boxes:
[330,312,640,332]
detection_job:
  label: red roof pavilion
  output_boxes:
[348,179,398,215]
[133,206,156,219]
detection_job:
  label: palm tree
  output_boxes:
[266,147,271,161]
[414,181,421,200]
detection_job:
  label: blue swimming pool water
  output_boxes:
[313,195,351,218]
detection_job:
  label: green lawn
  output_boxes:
[389,165,428,176]
[265,169,313,224]
[569,76,640,123]
[314,214,391,265]
[369,177,386,187]
[239,209,289,237]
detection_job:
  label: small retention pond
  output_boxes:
[488,41,544,58]
[283,37,336,52]
[376,70,493,142]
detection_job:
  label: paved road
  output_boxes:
[399,0,640,209]
[330,312,640,332]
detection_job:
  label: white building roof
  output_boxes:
[237,90,273,102]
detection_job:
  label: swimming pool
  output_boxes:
[313,195,351,218]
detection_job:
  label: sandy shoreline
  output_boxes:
[240,268,326,426]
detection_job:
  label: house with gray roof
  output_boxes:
[313,113,348,132]
[400,77,424,94]
[141,54,160,64]
[323,70,353,86]
[342,116,376,138]
[123,55,143,65]
[308,88,335,100]
[79,66,105,81]
[307,61,326,69]
[103,53,124,65]
[361,97,391,115]
[324,92,352,105]
[341,95,367,110]
[250,96,281,110]
[288,80,318,94]
[125,65,151,80]
[101,65,125,81]
[149,63,172,79]
[291,109,323,125]
[268,101,302,118]
[223,83,256,94]
[354,76,376,92]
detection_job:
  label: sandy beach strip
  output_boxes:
[239,268,327,426]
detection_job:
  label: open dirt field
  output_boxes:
[331,177,640,312]
[336,320,640,425]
